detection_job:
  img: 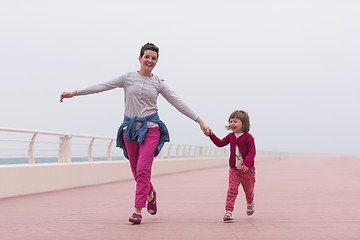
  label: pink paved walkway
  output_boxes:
[1,155,360,240]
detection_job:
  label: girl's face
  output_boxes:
[139,50,158,73]
[229,118,243,133]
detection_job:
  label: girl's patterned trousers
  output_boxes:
[225,166,256,212]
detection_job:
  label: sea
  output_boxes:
[0,156,124,165]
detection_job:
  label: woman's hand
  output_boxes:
[60,91,77,102]
[196,117,212,136]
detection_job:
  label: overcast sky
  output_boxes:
[1,0,359,155]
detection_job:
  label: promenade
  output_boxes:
[1,155,359,240]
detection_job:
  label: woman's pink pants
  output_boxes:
[123,127,160,208]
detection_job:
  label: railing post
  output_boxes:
[193,146,198,158]
[88,138,95,162]
[28,133,37,164]
[207,147,212,157]
[199,146,203,158]
[187,145,192,158]
[157,149,164,159]
[175,144,180,158]
[107,139,114,161]
[203,147,208,157]
[182,145,187,158]
[167,144,173,159]
[59,135,72,163]
[157,143,166,159]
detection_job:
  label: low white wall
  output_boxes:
[0,154,302,199]
[0,157,227,199]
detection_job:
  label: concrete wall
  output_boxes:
[0,154,302,199]
[0,157,227,199]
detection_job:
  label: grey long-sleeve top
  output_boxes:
[77,71,199,127]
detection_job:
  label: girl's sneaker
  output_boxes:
[247,202,255,216]
[223,211,234,222]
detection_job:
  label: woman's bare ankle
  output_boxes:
[134,207,142,215]
[147,192,154,201]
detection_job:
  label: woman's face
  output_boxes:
[139,50,158,73]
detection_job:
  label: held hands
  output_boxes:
[60,91,77,102]
[196,117,212,136]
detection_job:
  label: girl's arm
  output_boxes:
[209,132,230,148]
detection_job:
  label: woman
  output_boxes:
[60,43,211,224]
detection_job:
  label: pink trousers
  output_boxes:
[225,167,256,212]
[123,127,160,208]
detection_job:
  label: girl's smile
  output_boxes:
[229,118,243,134]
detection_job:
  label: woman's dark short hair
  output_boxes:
[226,110,251,133]
[140,42,159,58]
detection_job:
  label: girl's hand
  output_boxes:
[202,125,212,136]
[241,165,249,172]
[60,91,77,102]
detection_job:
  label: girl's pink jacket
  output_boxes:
[209,132,256,169]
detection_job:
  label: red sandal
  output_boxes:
[129,213,142,224]
[147,190,157,215]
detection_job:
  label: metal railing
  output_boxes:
[0,127,228,164]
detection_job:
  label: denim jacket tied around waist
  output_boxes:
[116,112,170,160]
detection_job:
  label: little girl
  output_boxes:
[208,110,256,221]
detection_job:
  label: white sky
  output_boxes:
[1,0,359,154]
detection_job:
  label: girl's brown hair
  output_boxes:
[140,42,159,58]
[226,110,251,133]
